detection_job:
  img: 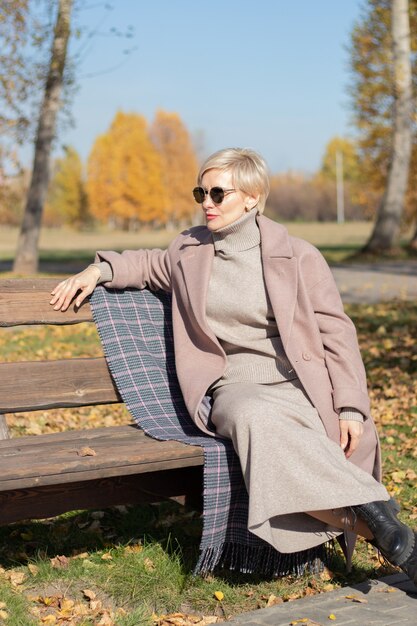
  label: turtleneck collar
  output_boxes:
[211,209,260,254]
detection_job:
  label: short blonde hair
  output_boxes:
[198,147,270,213]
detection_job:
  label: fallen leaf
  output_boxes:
[266,594,283,607]
[344,594,368,603]
[28,564,39,576]
[90,599,103,611]
[328,615,336,621]
[214,591,224,601]
[50,555,69,569]
[77,446,97,457]
[72,551,89,559]
[101,552,113,560]
[83,588,96,600]
[59,598,74,611]
[98,612,114,625]
[124,544,143,554]
[144,557,156,571]
[41,616,57,625]
[0,610,8,621]
[9,570,26,586]
[0,603,5,610]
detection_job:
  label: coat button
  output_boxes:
[302,352,311,361]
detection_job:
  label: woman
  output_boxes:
[50,147,417,584]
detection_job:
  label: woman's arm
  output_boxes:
[50,244,174,312]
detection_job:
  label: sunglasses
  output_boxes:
[193,186,237,205]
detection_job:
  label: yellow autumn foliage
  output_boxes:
[151,109,199,226]
[87,111,167,228]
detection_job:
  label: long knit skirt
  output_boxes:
[210,379,389,553]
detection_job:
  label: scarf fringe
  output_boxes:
[194,540,333,577]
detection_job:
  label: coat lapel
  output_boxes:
[178,228,216,337]
[258,216,298,351]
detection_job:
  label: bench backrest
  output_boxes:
[0,278,120,440]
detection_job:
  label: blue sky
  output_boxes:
[54,0,364,174]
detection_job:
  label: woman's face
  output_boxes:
[200,169,259,231]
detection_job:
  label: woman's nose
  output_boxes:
[202,193,214,209]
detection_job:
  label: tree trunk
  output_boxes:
[363,0,412,254]
[13,0,73,274]
[408,222,417,251]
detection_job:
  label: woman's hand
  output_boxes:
[339,419,364,458]
[49,265,101,312]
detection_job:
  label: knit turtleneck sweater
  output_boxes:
[206,209,297,390]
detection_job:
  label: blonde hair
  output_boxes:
[198,147,270,213]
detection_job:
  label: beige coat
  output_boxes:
[97,215,381,480]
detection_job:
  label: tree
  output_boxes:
[349,0,417,253]
[0,0,33,164]
[364,0,413,252]
[150,110,198,226]
[13,0,73,273]
[318,136,377,219]
[87,111,166,229]
[45,146,89,227]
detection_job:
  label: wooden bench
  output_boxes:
[0,278,204,525]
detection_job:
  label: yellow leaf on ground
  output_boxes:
[82,588,96,600]
[50,555,69,569]
[266,594,283,607]
[328,614,337,621]
[0,603,5,610]
[144,557,156,571]
[41,616,57,625]
[97,612,114,625]
[101,552,113,560]
[77,446,97,457]
[9,570,26,586]
[214,591,224,601]
[59,598,74,611]
[28,564,39,576]
[344,594,368,603]
[0,610,8,621]
[124,543,143,554]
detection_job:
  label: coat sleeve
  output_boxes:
[305,252,371,419]
[94,246,173,292]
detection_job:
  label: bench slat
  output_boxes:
[0,279,92,326]
[0,425,204,490]
[0,357,120,413]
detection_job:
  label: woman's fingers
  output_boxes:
[339,420,364,458]
[50,267,101,311]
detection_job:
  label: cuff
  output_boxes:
[90,262,113,284]
[339,407,364,423]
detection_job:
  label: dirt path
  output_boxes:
[331,260,417,303]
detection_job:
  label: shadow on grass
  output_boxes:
[0,501,201,573]
[0,500,379,590]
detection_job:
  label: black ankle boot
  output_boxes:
[355,500,417,585]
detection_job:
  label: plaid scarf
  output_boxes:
[90,286,328,575]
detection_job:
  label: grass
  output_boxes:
[0,301,416,623]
